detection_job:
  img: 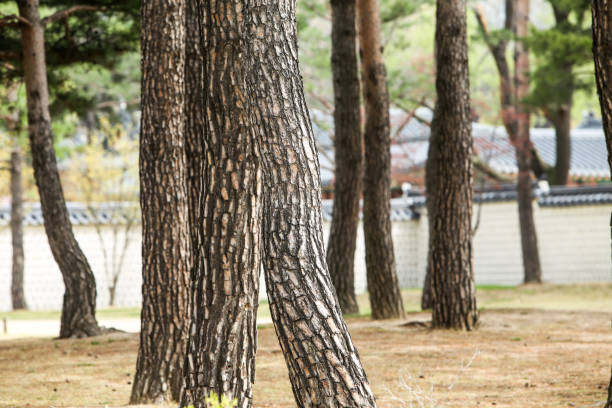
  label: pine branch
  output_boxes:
[41,6,99,26]
[473,155,513,182]
[0,14,32,28]
[0,52,20,61]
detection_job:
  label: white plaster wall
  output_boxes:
[537,205,611,283]
[472,202,525,285]
[0,225,141,311]
[1,202,610,311]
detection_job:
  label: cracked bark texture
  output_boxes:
[514,0,542,284]
[11,149,27,310]
[182,1,262,406]
[592,3,612,407]
[327,0,362,315]
[131,0,191,402]
[246,1,377,406]
[17,0,101,338]
[427,0,478,330]
[356,0,404,320]
[184,0,205,272]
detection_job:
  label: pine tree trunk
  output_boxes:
[427,0,478,330]
[181,1,262,406]
[131,0,191,402]
[592,3,612,406]
[17,0,101,338]
[248,2,377,406]
[606,367,612,408]
[10,149,27,310]
[184,0,205,258]
[422,118,438,312]
[550,104,572,186]
[420,264,432,310]
[357,0,404,320]
[475,0,542,285]
[592,0,612,172]
[514,0,542,284]
[547,5,572,187]
[327,0,362,315]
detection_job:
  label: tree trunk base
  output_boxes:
[339,298,360,315]
[59,301,102,339]
[604,366,612,408]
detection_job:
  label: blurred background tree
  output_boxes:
[65,116,139,307]
[0,0,138,335]
[525,0,593,185]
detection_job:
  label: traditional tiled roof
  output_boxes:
[313,108,611,184]
[320,184,612,221]
[0,203,139,227]
[1,184,610,228]
[321,198,423,221]
[538,185,612,207]
[473,125,610,179]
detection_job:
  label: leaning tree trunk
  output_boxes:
[248,2,377,406]
[130,0,191,403]
[592,2,612,407]
[17,0,101,338]
[10,149,27,310]
[427,0,478,330]
[357,0,404,320]
[326,0,363,315]
[181,1,262,406]
[550,103,572,186]
[514,0,542,284]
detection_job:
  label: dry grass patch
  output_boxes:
[254,309,611,407]
[1,284,611,407]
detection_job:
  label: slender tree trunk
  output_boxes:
[546,5,572,187]
[420,264,433,310]
[17,0,101,338]
[593,0,612,172]
[108,284,116,308]
[592,3,612,406]
[550,105,572,186]
[130,0,191,402]
[426,0,478,330]
[248,2,377,406]
[357,0,404,320]
[10,149,27,310]
[514,0,542,283]
[181,1,262,406]
[327,0,362,315]
[474,0,542,284]
[421,148,436,311]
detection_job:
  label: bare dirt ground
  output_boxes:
[0,285,611,407]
